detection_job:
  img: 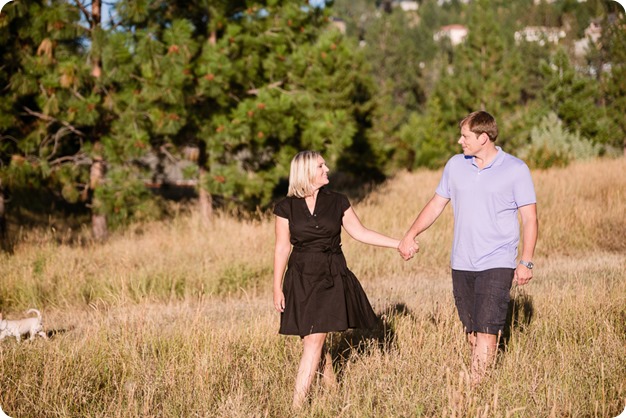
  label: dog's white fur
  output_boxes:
[0,309,47,342]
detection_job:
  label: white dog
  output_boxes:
[0,309,47,342]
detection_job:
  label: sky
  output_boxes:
[101,0,329,26]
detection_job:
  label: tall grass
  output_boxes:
[0,158,624,417]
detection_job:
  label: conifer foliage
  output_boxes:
[0,0,380,238]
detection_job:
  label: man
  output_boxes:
[399,110,538,384]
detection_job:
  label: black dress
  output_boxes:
[274,188,379,337]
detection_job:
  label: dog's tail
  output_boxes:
[26,308,42,321]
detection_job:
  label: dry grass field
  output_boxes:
[0,158,624,417]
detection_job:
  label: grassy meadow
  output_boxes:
[0,158,624,417]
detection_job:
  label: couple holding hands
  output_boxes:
[272,111,538,409]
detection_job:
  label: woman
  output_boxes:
[273,151,415,409]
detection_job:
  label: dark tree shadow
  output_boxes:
[327,303,414,381]
[500,288,535,351]
[0,216,15,254]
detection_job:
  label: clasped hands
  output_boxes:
[398,236,420,261]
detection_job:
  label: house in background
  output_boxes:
[434,24,468,46]
[438,0,471,4]
[514,26,566,45]
[574,19,602,57]
[534,0,587,3]
[330,16,347,34]
[397,1,419,12]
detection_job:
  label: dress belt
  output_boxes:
[291,245,343,288]
[292,245,342,254]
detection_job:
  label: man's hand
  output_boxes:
[398,236,419,260]
[514,264,533,286]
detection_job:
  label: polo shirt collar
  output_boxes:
[471,146,504,170]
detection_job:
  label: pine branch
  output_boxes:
[0,135,18,144]
[130,74,147,83]
[48,127,73,161]
[49,153,92,167]
[159,145,178,164]
[247,81,284,96]
[72,89,86,100]
[23,107,85,138]
[74,0,93,26]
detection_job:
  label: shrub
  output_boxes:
[519,112,601,168]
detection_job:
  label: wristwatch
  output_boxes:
[519,260,534,269]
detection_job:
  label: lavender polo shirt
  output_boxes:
[435,147,536,271]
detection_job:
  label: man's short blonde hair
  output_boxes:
[287,151,322,198]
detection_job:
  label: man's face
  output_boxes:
[458,123,485,156]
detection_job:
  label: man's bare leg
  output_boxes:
[469,332,498,385]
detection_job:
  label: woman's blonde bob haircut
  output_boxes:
[287,151,323,198]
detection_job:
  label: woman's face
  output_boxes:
[312,156,330,189]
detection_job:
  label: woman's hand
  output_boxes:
[398,237,419,260]
[274,289,285,313]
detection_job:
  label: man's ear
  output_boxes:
[479,132,490,144]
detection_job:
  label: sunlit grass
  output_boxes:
[0,158,624,417]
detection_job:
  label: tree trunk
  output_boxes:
[90,156,108,241]
[196,31,217,226]
[90,0,102,78]
[92,212,107,241]
[198,168,213,226]
[89,0,106,240]
[209,30,216,46]
[197,135,213,225]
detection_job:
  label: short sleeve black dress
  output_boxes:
[274,188,379,337]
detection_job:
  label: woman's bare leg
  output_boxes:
[320,346,337,389]
[293,333,326,409]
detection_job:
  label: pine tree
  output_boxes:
[428,0,526,152]
[193,1,380,208]
[105,0,380,215]
[1,0,195,239]
[0,0,95,238]
[600,12,626,154]
[540,48,610,147]
[361,8,432,113]
[398,96,451,169]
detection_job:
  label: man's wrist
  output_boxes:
[519,260,534,269]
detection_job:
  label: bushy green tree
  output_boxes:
[425,0,526,155]
[398,96,451,170]
[361,9,434,112]
[0,0,102,234]
[1,0,382,237]
[1,0,173,240]
[195,3,380,208]
[600,12,626,154]
[540,47,615,148]
[331,0,377,39]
